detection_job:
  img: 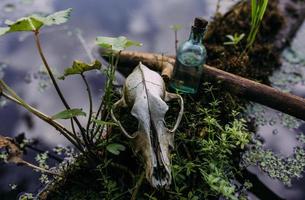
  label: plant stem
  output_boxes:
[81,74,93,142]
[89,99,104,141]
[70,118,77,136]
[33,32,89,147]
[174,31,178,52]
[20,160,61,176]
[1,91,83,152]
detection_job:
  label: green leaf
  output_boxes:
[225,35,235,41]
[96,36,142,52]
[0,17,44,36]
[40,8,72,26]
[59,60,101,79]
[52,108,86,119]
[106,143,126,155]
[0,8,72,36]
[0,27,10,36]
[92,119,118,126]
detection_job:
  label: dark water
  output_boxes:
[244,22,305,200]
[0,0,304,199]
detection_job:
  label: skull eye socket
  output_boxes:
[164,100,180,127]
[117,106,138,134]
[168,144,174,152]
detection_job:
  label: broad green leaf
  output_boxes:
[59,60,101,79]
[106,143,126,155]
[52,108,86,119]
[0,28,9,36]
[0,17,44,35]
[0,8,72,36]
[96,36,142,52]
[34,8,72,26]
[92,119,118,126]
[4,20,15,25]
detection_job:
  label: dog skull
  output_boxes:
[111,62,183,188]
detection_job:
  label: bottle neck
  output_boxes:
[189,27,205,44]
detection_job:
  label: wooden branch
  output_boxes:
[116,51,305,121]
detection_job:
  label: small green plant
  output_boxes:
[170,24,183,52]
[246,0,269,50]
[224,33,245,47]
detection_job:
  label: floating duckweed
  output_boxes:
[281,114,301,129]
[269,117,277,126]
[9,183,17,190]
[297,134,305,144]
[282,48,304,64]
[245,103,301,129]
[0,151,8,161]
[241,140,305,186]
[35,69,51,92]
[24,68,51,91]
[24,73,32,84]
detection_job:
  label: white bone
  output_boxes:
[111,62,184,188]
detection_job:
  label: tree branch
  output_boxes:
[114,50,305,121]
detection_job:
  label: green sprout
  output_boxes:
[224,33,245,47]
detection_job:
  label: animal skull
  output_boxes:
[111,62,184,188]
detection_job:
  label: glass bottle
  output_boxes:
[170,17,208,94]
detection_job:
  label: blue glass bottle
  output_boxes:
[170,18,208,94]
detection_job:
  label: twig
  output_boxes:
[20,160,61,176]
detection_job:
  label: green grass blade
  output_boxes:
[251,0,257,21]
[259,0,268,20]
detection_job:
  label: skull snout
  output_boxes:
[133,125,173,188]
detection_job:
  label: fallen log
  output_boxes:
[115,51,305,121]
